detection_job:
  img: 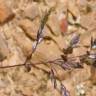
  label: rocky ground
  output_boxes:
[0,0,96,96]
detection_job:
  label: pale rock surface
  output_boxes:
[0,0,14,24]
[12,30,32,57]
[22,2,39,20]
[0,33,10,61]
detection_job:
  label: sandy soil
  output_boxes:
[0,0,96,96]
